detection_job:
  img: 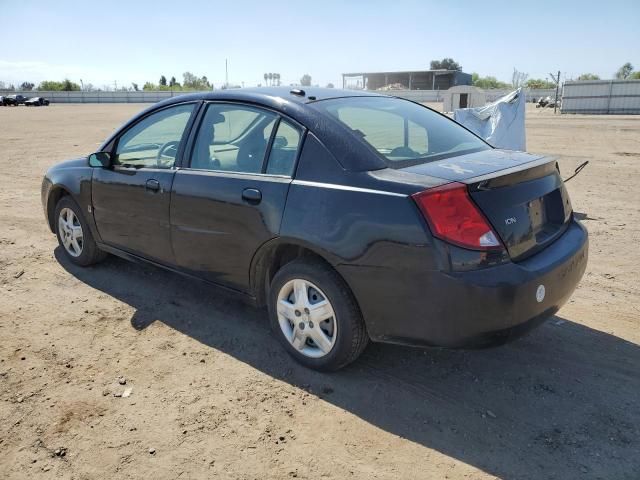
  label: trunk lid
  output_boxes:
[401,149,573,261]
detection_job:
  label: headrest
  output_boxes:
[210,111,226,124]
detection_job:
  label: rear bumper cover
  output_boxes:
[338,219,588,347]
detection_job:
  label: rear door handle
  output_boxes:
[145,179,160,192]
[242,188,262,203]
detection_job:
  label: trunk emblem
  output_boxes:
[505,217,517,225]
[536,285,546,303]
[438,163,473,175]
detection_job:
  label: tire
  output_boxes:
[54,196,106,267]
[268,259,369,371]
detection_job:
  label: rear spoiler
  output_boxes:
[461,155,557,185]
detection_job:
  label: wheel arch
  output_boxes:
[46,185,73,232]
[250,237,347,308]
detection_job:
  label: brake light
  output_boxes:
[412,182,502,251]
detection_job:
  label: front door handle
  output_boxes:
[242,188,262,203]
[145,179,160,192]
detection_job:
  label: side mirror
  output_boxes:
[88,152,112,168]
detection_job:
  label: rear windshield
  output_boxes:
[312,96,490,168]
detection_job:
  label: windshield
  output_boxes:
[312,96,490,168]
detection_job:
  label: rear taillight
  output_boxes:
[412,182,502,251]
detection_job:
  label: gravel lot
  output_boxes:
[1,103,639,479]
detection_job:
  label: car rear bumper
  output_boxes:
[338,219,588,348]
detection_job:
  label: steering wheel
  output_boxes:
[156,141,180,167]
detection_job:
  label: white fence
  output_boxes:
[561,80,640,114]
[1,87,557,104]
[0,90,202,103]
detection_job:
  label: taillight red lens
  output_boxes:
[412,182,502,251]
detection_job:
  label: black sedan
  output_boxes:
[3,94,29,106]
[25,96,50,106]
[41,88,588,371]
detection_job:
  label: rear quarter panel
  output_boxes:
[280,133,445,339]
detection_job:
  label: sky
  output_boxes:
[0,0,638,90]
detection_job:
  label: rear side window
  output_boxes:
[266,119,302,176]
[312,97,489,168]
[190,104,277,173]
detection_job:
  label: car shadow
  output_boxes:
[56,248,639,479]
[573,211,599,222]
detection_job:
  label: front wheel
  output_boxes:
[54,196,106,266]
[268,260,368,371]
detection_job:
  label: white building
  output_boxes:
[442,85,486,112]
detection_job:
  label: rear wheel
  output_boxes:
[55,196,106,266]
[268,260,368,371]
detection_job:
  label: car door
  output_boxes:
[170,102,304,292]
[92,102,198,264]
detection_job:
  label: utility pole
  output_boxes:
[549,70,561,114]
[225,59,229,89]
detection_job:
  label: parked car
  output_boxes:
[25,96,50,106]
[537,96,551,108]
[4,94,29,106]
[41,87,588,371]
[0,95,4,106]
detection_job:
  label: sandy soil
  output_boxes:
[0,103,639,479]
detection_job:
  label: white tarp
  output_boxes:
[453,88,526,151]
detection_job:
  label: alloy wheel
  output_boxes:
[58,207,84,257]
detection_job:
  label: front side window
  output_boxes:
[191,104,277,173]
[311,97,490,168]
[115,103,195,168]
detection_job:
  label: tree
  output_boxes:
[38,79,80,91]
[471,73,510,89]
[525,78,555,89]
[183,71,197,88]
[326,83,335,88]
[20,81,35,91]
[131,82,139,91]
[169,76,178,87]
[181,72,211,90]
[577,73,600,81]
[62,79,80,91]
[615,62,633,79]
[274,73,280,86]
[159,75,167,86]
[39,80,60,90]
[267,73,273,86]
[143,82,157,91]
[630,71,640,79]
[300,74,312,86]
[430,58,462,71]
[263,73,268,85]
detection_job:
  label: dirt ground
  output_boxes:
[1,103,638,480]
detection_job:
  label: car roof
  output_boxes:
[158,86,385,106]
[103,87,395,172]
